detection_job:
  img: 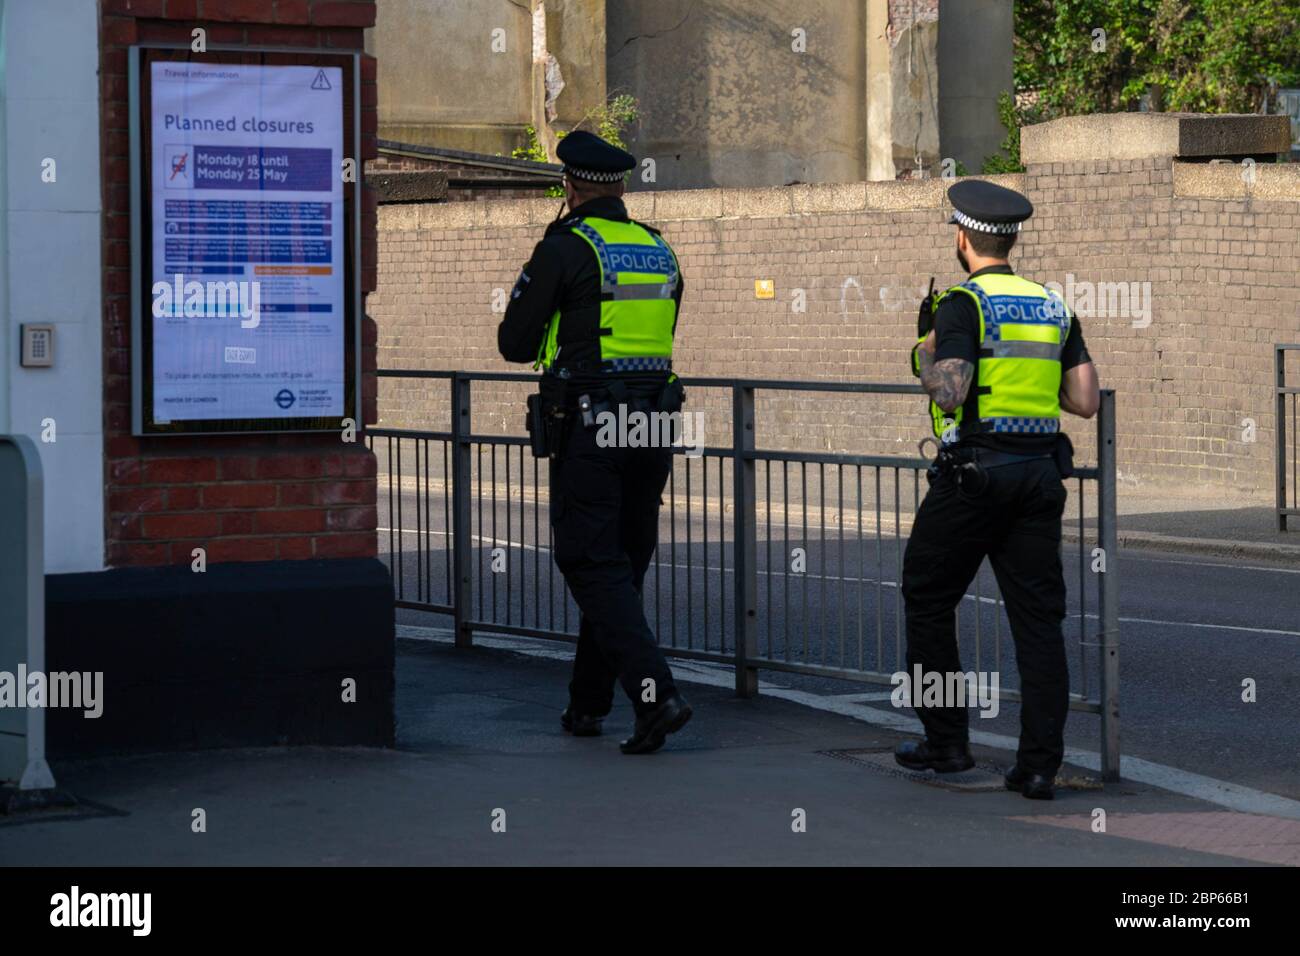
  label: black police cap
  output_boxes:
[556,130,635,183]
[946,180,1034,234]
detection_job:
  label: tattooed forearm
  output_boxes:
[920,355,973,413]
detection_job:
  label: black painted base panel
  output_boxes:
[43,558,395,757]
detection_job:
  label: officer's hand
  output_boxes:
[918,330,937,354]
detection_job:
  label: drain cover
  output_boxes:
[821,748,1009,793]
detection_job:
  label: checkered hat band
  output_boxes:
[952,210,1021,234]
[564,166,626,183]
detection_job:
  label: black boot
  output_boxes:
[894,739,975,773]
[560,707,604,737]
[620,693,693,755]
[1005,764,1056,800]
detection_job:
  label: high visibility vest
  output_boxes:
[537,216,680,372]
[920,272,1072,441]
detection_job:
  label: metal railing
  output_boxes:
[1277,345,1300,532]
[370,371,1121,779]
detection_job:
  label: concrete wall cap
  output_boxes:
[415,200,486,230]
[622,193,655,221]
[1173,160,1300,202]
[1023,112,1293,166]
[483,198,555,227]
[404,173,1029,228]
[790,181,868,213]
[378,203,422,232]
[651,188,724,221]
[720,186,796,219]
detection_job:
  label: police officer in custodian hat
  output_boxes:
[898,179,1101,799]
[497,131,692,754]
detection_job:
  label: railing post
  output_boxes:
[732,385,759,697]
[451,373,474,648]
[1276,345,1288,533]
[1096,389,1121,782]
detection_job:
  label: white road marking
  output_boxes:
[1116,616,1300,638]
[379,526,1300,638]
[397,624,1300,821]
[1122,553,1300,575]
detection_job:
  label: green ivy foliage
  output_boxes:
[1016,0,1300,115]
[984,1,1299,171]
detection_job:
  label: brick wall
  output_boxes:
[371,162,1300,498]
[101,0,380,567]
[1018,157,1300,492]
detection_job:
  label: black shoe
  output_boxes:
[894,739,975,773]
[1005,764,1056,800]
[620,694,693,755]
[560,707,603,737]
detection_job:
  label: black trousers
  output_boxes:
[900,456,1069,775]
[550,416,676,718]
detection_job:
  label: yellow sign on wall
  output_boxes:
[755,279,775,299]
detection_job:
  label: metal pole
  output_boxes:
[1276,345,1288,533]
[732,385,759,697]
[1096,390,1121,782]
[451,374,474,648]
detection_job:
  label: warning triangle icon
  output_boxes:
[311,69,331,90]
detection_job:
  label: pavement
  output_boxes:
[1065,490,1300,563]
[3,638,1297,866]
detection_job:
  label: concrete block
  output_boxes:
[1174,161,1300,202]
[1023,113,1293,166]
[366,171,448,203]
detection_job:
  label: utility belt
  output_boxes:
[921,433,1074,498]
[526,374,685,459]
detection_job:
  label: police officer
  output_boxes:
[497,130,692,754]
[896,179,1100,799]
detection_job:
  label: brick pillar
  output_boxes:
[100,0,380,567]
